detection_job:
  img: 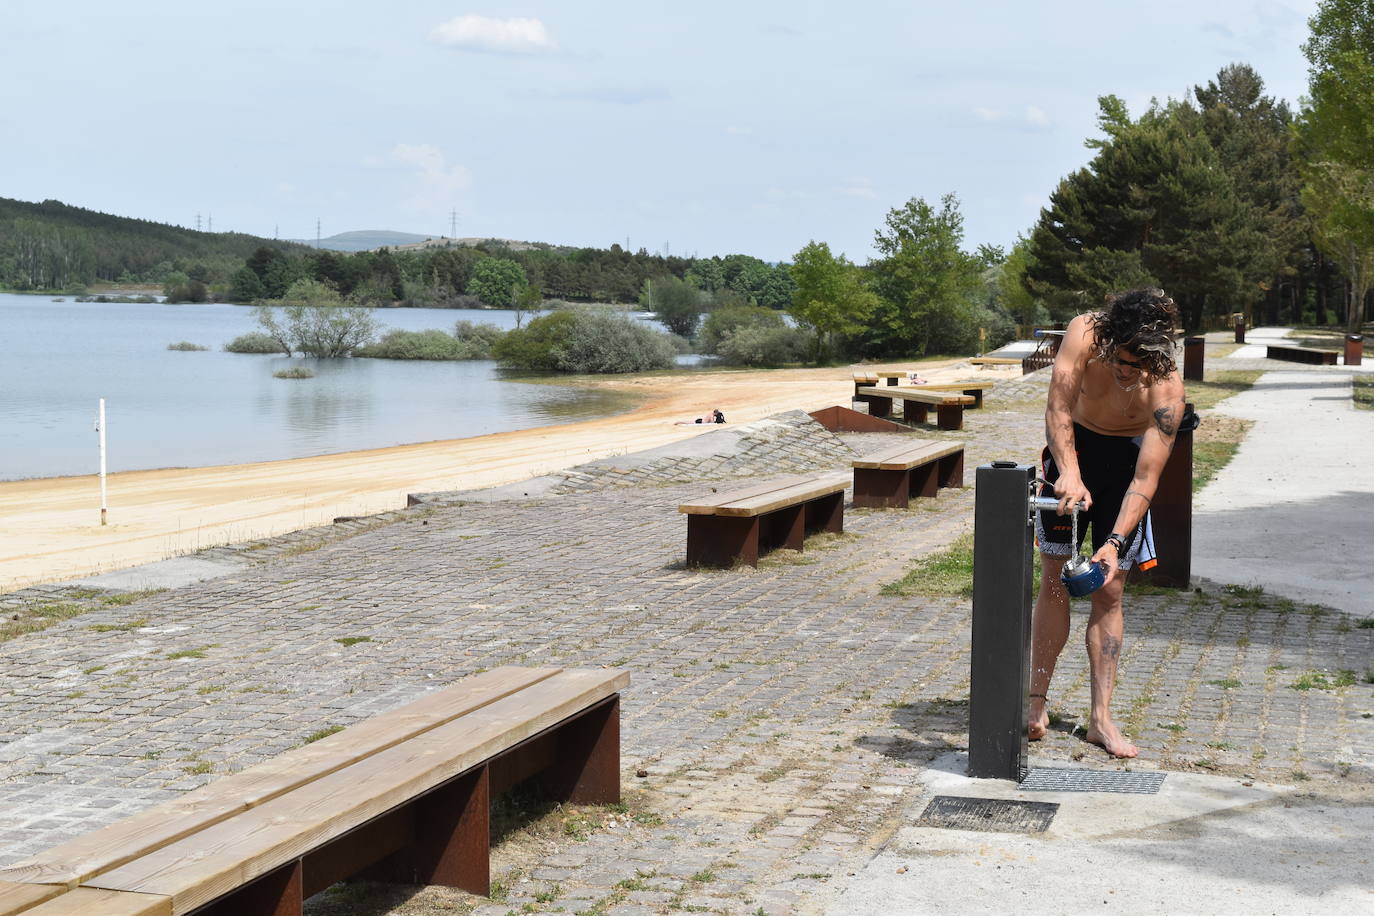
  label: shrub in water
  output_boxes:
[715,324,811,367]
[452,320,504,358]
[698,304,785,355]
[495,309,675,373]
[167,341,208,351]
[273,367,315,379]
[551,310,677,373]
[225,332,287,354]
[356,329,465,360]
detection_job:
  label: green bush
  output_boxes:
[356,329,466,360]
[225,332,287,354]
[167,341,208,351]
[699,304,785,355]
[353,324,505,360]
[714,324,811,367]
[494,309,676,373]
[273,366,315,379]
[453,320,504,357]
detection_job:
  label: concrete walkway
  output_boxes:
[0,365,1369,915]
[1192,327,1374,618]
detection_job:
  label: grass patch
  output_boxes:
[166,646,209,660]
[881,534,974,598]
[303,725,345,744]
[334,636,372,647]
[101,589,164,606]
[1290,669,1357,690]
[1355,376,1374,411]
[1208,678,1242,689]
[273,366,315,380]
[88,616,150,633]
[167,341,208,351]
[1188,371,1263,411]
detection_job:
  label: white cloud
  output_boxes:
[1025,105,1049,126]
[974,107,1003,121]
[391,144,472,208]
[430,15,556,53]
[837,177,878,200]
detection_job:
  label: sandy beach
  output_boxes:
[0,359,1018,593]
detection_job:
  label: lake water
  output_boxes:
[0,294,654,481]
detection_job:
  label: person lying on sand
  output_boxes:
[675,409,726,426]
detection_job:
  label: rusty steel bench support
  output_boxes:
[686,493,843,568]
[192,698,620,916]
[852,451,964,509]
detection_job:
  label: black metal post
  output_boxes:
[968,462,1034,781]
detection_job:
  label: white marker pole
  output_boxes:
[96,398,108,525]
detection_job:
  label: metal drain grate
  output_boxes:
[915,795,1058,834]
[1019,767,1166,794]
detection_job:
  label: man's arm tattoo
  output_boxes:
[1125,489,1152,507]
[1153,404,1178,436]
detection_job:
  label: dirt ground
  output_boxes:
[0,359,1020,593]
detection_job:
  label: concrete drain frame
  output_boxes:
[1018,766,1167,795]
[915,795,1059,834]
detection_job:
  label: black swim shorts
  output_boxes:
[1035,423,1156,571]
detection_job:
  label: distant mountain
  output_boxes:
[289,230,564,254]
[285,230,432,252]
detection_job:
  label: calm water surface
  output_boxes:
[0,294,649,480]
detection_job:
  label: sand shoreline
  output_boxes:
[1,359,1017,593]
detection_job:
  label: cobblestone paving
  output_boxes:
[1,368,1371,916]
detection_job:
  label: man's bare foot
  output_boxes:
[1028,694,1048,741]
[1084,721,1138,758]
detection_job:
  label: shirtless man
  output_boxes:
[1028,288,1186,758]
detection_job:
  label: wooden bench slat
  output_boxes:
[85,669,629,915]
[677,474,814,515]
[855,386,974,406]
[0,667,563,891]
[0,879,65,915]
[914,381,995,391]
[852,440,964,470]
[708,472,850,517]
[17,887,170,916]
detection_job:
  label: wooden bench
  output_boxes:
[1266,344,1340,365]
[907,381,995,409]
[875,371,907,386]
[0,667,627,916]
[851,372,879,396]
[679,472,848,567]
[852,440,965,509]
[855,386,975,431]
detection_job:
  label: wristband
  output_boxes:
[1104,533,1125,553]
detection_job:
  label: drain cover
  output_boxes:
[1019,767,1166,795]
[915,795,1058,834]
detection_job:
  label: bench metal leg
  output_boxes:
[412,766,491,895]
[861,394,893,418]
[806,492,844,535]
[911,462,938,498]
[939,450,965,489]
[852,468,908,509]
[687,514,760,567]
[762,504,805,552]
[935,404,963,431]
[544,696,621,806]
[198,859,302,916]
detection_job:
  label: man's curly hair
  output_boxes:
[1089,287,1179,379]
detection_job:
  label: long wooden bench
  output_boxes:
[906,381,995,409]
[851,372,879,397]
[1266,344,1340,365]
[851,440,965,509]
[679,472,848,567]
[0,667,627,916]
[855,386,975,431]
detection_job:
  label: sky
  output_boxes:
[2,1,1322,264]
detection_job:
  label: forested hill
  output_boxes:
[0,197,306,291]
